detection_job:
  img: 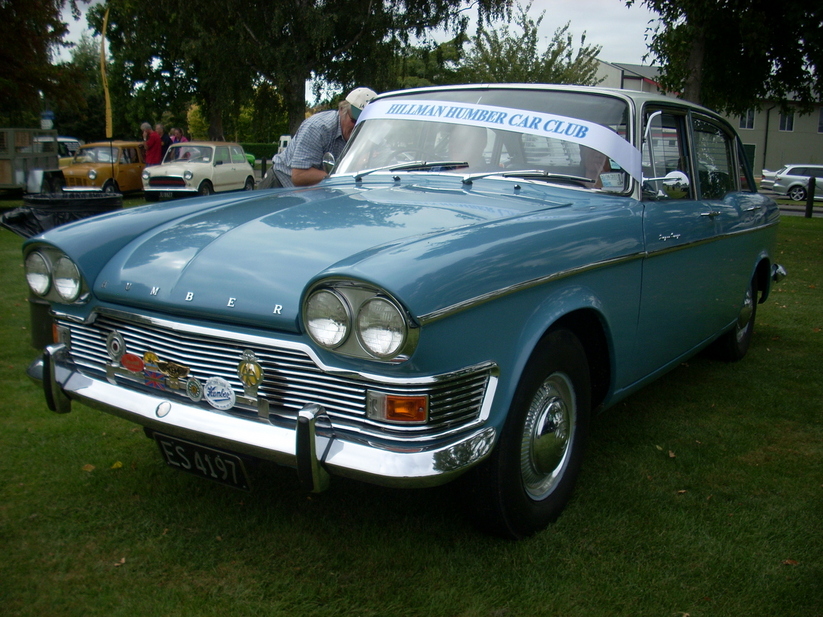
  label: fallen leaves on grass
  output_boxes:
[81,464,95,472]
[114,557,126,567]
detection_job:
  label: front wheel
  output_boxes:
[243,176,255,191]
[464,329,591,539]
[102,179,119,194]
[788,185,807,201]
[197,180,213,196]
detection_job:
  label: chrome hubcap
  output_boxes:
[735,285,754,343]
[520,373,576,500]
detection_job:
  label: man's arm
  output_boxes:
[291,167,328,186]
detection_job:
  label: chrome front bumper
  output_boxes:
[28,344,497,491]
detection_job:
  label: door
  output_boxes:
[211,145,233,191]
[634,107,744,379]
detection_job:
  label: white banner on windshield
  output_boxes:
[358,98,642,182]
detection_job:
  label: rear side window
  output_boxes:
[230,146,246,164]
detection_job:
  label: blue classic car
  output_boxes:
[24,85,785,538]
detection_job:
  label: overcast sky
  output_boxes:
[62,0,659,65]
[523,0,659,64]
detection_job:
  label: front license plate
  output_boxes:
[155,434,250,490]
[159,191,174,199]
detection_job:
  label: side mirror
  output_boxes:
[644,170,690,199]
[322,152,335,175]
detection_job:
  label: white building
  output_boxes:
[597,61,823,174]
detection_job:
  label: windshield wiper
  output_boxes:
[353,160,469,180]
[462,169,593,186]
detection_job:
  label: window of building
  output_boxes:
[779,110,794,132]
[818,108,823,133]
[739,109,755,130]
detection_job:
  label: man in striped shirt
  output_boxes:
[262,87,376,188]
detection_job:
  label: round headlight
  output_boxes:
[142,170,150,180]
[53,256,82,302]
[88,169,97,180]
[183,170,193,181]
[305,289,350,348]
[356,297,407,358]
[25,251,51,296]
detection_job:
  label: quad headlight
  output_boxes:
[303,281,417,362]
[24,248,88,304]
[356,297,406,358]
[305,289,350,348]
[52,256,82,303]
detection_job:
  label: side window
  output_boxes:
[230,146,246,164]
[642,110,691,200]
[215,146,229,164]
[693,117,735,199]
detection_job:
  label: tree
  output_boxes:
[0,0,86,125]
[86,0,282,141]
[457,2,602,85]
[233,0,512,134]
[49,34,107,141]
[393,39,465,89]
[628,0,823,114]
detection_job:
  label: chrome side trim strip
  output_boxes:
[418,252,645,324]
[418,220,779,324]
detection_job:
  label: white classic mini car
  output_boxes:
[142,141,256,200]
[24,85,785,538]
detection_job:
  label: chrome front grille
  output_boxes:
[59,312,492,441]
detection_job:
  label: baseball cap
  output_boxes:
[346,87,377,120]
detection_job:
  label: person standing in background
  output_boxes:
[141,122,162,166]
[156,124,172,161]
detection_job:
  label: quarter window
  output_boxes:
[693,117,736,199]
[230,146,246,164]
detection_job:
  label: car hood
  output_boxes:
[63,163,105,175]
[147,161,209,176]
[83,178,633,332]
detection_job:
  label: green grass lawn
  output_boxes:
[0,214,821,617]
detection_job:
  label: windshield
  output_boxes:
[335,88,637,192]
[163,144,214,164]
[74,146,121,164]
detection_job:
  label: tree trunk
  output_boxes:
[682,26,705,105]
[283,72,309,136]
[207,103,225,141]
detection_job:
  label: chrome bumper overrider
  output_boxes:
[28,344,497,491]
